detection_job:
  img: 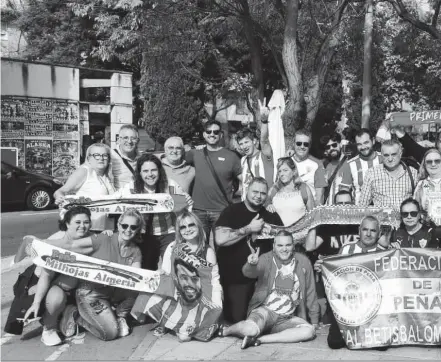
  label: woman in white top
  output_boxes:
[266,157,315,226]
[54,143,116,231]
[414,149,441,225]
[118,153,193,270]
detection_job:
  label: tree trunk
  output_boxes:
[304,0,350,130]
[282,0,304,138]
[243,17,265,102]
[361,0,374,129]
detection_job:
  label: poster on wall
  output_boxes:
[1,139,25,168]
[25,119,53,138]
[53,101,80,140]
[1,97,26,121]
[52,140,79,178]
[1,120,25,138]
[25,139,52,174]
[25,98,53,138]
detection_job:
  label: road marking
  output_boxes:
[0,334,16,346]
[20,211,59,216]
[45,344,70,361]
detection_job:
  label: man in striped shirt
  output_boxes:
[346,129,383,204]
[358,139,418,211]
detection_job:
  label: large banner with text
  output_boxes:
[322,248,441,349]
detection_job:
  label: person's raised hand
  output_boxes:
[257,98,269,122]
[247,240,260,265]
[314,257,324,273]
[248,214,264,233]
[266,204,276,213]
[285,149,295,157]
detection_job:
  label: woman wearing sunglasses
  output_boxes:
[266,157,315,227]
[389,198,440,249]
[414,149,441,225]
[54,143,116,231]
[133,210,222,341]
[118,153,193,270]
[45,208,145,341]
[22,206,94,346]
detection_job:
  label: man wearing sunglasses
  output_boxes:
[318,133,352,205]
[111,124,141,190]
[186,120,242,243]
[286,129,327,204]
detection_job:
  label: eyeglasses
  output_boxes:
[179,223,196,231]
[426,159,441,165]
[400,211,419,218]
[119,223,139,231]
[295,142,310,147]
[167,146,183,152]
[90,153,110,160]
[205,130,221,135]
[325,142,338,150]
[120,136,139,143]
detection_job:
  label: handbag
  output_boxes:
[203,148,232,205]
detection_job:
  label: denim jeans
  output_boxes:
[193,209,222,245]
[76,286,137,341]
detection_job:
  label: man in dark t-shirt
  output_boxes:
[215,177,283,324]
[186,120,242,242]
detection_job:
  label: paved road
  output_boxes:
[1,210,59,258]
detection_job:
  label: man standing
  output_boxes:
[220,230,318,349]
[160,136,195,194]
[237,100,274,199]
[111,124,140,190]
[346,129,383,204]
[318,133,352,205]
[215,177,283,324]
[314,216,386,349]
[186,120,242,241]
[358,139,418,210]
[286,129,327,204]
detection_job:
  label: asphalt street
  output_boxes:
[1,209,60,257]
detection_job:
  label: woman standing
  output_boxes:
[414,149,441,226]
[390,198,441,249]
[23,207,94,346]
[54,143,116,231]
[119,153,193,270]
[266,157,315,226]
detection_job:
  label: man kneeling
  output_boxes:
[220,231,318,349]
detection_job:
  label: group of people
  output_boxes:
[7,115,441,351]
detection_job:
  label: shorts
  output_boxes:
[248,306,312,335]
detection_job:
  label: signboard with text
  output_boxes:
[322,248,441,349]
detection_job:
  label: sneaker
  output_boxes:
[153,326,166,337]
[59,305,78,338]
[241,336,261,350]
[41,327,62,346]
[117,317,130,338]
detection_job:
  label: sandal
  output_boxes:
[217,324,228,337]
[241,336,261,350]
[153,326,166,337]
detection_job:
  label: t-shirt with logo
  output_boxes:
[292,156,327,198]
[186,148,242,211]
[391,225,441,248]
[315,224,360,256]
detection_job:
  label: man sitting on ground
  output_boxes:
[219,230,318,349]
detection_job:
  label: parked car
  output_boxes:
[1,161,64,211]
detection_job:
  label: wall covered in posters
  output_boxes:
[1,95,80,178]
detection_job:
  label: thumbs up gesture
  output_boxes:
[248,214,264,233]
[247,240,260,265]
